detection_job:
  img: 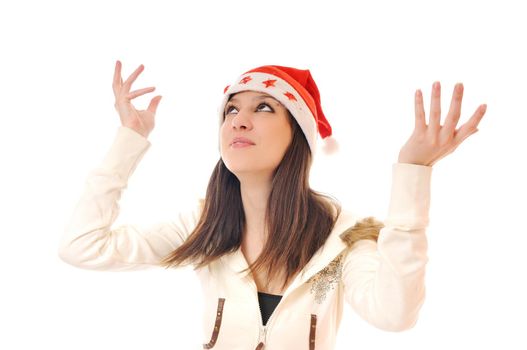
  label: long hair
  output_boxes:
[159,110,342,292]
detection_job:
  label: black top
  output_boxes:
[257,291,283,326]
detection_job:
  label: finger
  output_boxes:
[451,128,478,154]
[414,89,426,130]
[452,105,485,145]
[147,95,163,115]
[444,83,464,131]
[473,104,487,126]
[429,81,441,130]
[122,64,145,92]
[463,104,487,132]
[126,86,156,100]
[112,60,122,96]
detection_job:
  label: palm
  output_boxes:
[120,100,155,133]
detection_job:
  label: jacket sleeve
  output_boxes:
[342,162,432,331]
[58,126,203,271]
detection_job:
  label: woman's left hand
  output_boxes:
[397,81,487,167]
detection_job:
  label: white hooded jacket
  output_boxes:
[58,126,433,350]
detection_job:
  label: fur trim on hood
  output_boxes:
[339,216,385,249]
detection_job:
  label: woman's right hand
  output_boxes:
[112,60,162,139]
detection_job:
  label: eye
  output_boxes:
[224,103,274,116]
[225,105,236,115]
[257,103,274,112]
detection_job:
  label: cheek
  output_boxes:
[219,124,228,142]
[278,122,293,147]
[218,129,228,154]
[265,126,292,157]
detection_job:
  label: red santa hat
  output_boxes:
[217,65,339,156]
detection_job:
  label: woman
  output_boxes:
[58,61,487,349]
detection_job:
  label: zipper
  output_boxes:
[251,276,296,348]
[252,281,284,349]
[256,290,268,348]
[240,251,294,349]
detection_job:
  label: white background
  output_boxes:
[1,0,526,349]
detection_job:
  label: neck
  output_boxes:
[238,172,273,241]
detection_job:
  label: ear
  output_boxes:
[339,216,385,249]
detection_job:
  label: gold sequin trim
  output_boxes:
[307,253,344,304]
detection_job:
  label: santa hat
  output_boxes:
[217,65,339,156]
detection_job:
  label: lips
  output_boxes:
[230,137,255,146]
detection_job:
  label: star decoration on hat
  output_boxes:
[223,85,230,93]
[262,79,277,88]
[284,91,297,101]
[239,76,252,84]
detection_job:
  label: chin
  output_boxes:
[224,163,255,175]
[222,159,263,174]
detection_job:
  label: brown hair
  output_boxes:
[159,108,342,292]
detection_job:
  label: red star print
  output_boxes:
[239,76,252,84]
[262,79,277,88]
[223,85,230,93]
[284,91,297,101]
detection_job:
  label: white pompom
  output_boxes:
[322,135,339,155]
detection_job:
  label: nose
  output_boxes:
[231,108,253,130]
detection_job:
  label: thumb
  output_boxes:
[148,95,162,114]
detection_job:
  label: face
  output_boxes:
[220,90,293,179]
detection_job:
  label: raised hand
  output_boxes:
[112,60,162,139]
[397,81,487,167]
